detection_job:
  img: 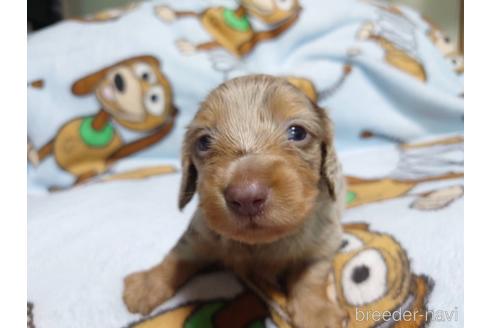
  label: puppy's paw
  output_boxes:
[123,270,174,315]
[176,39,196,55]
[288,299,347,328]
[154,5,176,22]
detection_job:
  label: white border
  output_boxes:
[464,1,491,326]
[0,0,27,326]
[8,0,485,326]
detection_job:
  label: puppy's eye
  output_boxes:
[196,135,212,153]
[287,125,307,142]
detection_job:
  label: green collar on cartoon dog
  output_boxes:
[346,191,356,204]
[223,8,250,32]
[79,117,115,147]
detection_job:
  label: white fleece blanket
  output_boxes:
[27,134,463,328]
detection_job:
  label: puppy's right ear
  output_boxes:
[178,145,198,210]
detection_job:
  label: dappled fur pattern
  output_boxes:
[123,75,346,327]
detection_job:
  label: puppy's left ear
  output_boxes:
[315,103,343,201]
[178,140,198,210]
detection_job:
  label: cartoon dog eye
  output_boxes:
[339,233,364,253]
[133,63,157,84]
[341,249,387,306]
[145,86,165,116]
[275,0,295,11]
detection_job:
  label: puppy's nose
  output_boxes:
[225,181,269,217]
[114,73,125,92]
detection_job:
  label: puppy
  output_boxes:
[123,75,346,328]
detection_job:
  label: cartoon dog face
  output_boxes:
[427,28,455,56]
[72,56,174,131]
[426,25,463,74]
[332,224,430,328]
[74,2,139,22]
[446,52,464,74]
[242,0,300,24]
[285,76,318,103]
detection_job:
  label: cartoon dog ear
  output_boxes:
[178,139,198,210]
[140,55,160,67]
[71,55,161,96]
[343,223,370,231]
[314,103,342,201]
[71,67,110,96]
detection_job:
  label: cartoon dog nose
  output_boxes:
[225,181,270,217]
[114,73,125,92]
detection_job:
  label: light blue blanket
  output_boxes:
[27,0,463,190]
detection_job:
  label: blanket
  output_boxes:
[27,134,463,328]
[27,0,463,191]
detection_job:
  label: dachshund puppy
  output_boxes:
[123,75,346,327]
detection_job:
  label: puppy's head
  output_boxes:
[179,75,338,244]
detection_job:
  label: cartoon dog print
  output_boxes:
[271,223,432,328]
[34,55,178,188]
[346,175,463,210]
[27,302,35,328]
[409,185,463,211]
[356,4,427,82]
[329,223,432,328]
[72,2,139,23]
[284,64,353,103]
[28,79,44,89]
[100,165,177,183]
[128,224,432,328]
[426,25,463,74]
[284,76,318,102]
[129,290,270,328]
[154,0,302,57]
[346,136,463,210]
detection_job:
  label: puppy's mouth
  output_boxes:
[227,208,278,233]
[226,210,302,244]
[234,214,266,230]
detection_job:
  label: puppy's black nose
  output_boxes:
[225,181,269,217]
[114,73,125,92]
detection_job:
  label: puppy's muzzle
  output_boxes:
[224,180,270,217]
